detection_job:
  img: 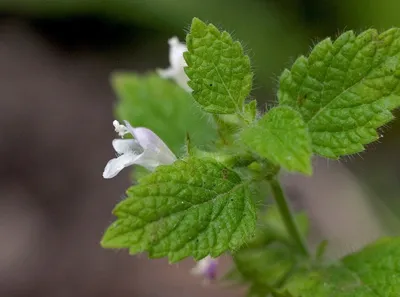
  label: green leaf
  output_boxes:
[282,237,400,296]
[112,72,217,156]
[226,206,309,296]
[184,17,253,114]
[315,239,329,261]
[278,29,400,158]
[271,291,295,297]
[244,100,258,123]
[101,158,257,262]
[213,114,244,145]
[234,244,296,295]
[241,106,312,175]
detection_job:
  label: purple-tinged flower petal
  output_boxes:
[124,121,176,164]
[191,256,219,282]
[103,152,141,179]
[112,139,141,155]
[103,120,177,179]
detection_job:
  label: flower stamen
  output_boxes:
[113,120,128,137]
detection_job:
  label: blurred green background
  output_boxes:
[0,0,400,296]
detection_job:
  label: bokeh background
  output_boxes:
[1,0,400,296]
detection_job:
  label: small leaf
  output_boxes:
[279,29,400,158]
[235,244,296,292]
[241,106,312,175]
[226,206,308,296]
[101,158,257,263]
[244,100,258,123]
[184,17,253,114]
[282,237,400,296]
[315,239,328,261]
[213,114,244,145]
[112,72,217,155]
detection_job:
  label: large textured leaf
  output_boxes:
[112,72,217,155]
[101,158,256,262]
[184,17,253,114]
[278,29,400,158]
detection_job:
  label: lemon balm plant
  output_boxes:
[101,18,400,296]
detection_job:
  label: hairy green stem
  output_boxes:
[269,177,309,256]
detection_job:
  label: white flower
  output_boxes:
[103,120,177,179]
[191,256,218,282]
[157,36,191,92]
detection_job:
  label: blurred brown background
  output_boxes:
[1,0,400,296]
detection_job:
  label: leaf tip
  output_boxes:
[190,17,207,32]
[301,162,313,176]
[100,224,128,250]
[304,168,313,176]
[100,232,113,249]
